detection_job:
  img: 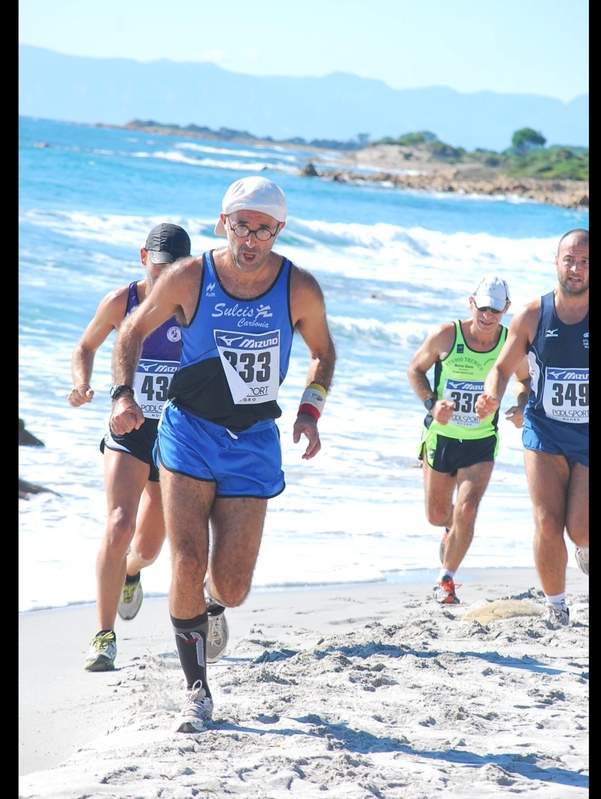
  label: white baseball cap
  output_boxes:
[471,275,510,311]
[214,177,288,237]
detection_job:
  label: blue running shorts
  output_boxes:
[155,401,286,499]
[522,408,589,468]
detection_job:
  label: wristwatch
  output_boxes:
[110,384,135,401]
[424,396,436,411]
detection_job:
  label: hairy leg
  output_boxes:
[442,460,494,573]
[159,466,215,620]
[524,449,569,596]
[126,480,165,575]
[208,496,268,607]
[97,449,150,630]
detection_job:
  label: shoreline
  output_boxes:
[20,565,588,797]
[113,123,589,211]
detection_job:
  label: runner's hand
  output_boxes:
[475,393,500,420]
[109,396,145,435]
[68,383,94,407]
[293,413,321,460]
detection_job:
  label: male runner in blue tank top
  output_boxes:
[68,223,202,671]
[476,229,589,626]
[108,177,337,732]
[408,275,531,605]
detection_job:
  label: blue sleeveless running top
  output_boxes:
[126,282,182,419]
[168,251,294,431]
[526,290,589,425]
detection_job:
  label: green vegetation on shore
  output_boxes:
[374,129,588,181]
[124,120,588,182]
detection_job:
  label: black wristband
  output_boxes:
[110,385,135,401]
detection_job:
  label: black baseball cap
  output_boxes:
[145,223,191,264]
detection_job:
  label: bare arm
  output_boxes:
[68,286,129,407]
[290,267,337,460]
[406,323,457,425]
[109,258,197,435]
[503,356,531,429]
[475,302,539,420]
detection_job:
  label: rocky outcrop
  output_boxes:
[19,418,60,499]
[299,162,588,210]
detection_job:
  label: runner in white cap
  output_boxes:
[109,177,337,732]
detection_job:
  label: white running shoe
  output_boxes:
[575,547,589,576]
[118,577,143,620]
[207,608,229,663]
[543,602,570,627]
[173,681,213,733]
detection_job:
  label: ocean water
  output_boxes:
[18,116,588,613]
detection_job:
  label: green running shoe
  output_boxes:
[84,630,117,671]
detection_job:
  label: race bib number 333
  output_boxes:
[215,329,281,404]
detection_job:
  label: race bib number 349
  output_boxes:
[215,329,281,404]
[542,367,589,423]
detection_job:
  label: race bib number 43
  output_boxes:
[542,367,589,423]
[134,359,179,418]
[215,329,281,404]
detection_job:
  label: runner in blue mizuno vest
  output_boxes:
[477,228,589,627]
[108,177,337,733]
[168,250,294,431]
[68,223,191,673]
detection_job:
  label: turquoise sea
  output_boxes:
[18,116,589,612]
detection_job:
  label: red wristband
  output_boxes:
[298,403,320,421]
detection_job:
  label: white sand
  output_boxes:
[19,568,589,798]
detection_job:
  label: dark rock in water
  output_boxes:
[19,418,45,447]
[19,478,60,500]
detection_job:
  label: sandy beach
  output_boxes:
[19,567,588,798]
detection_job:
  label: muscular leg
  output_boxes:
[126,480,165,576]
[524,449,570,596]
[208,496,267,607]
[159,466,214,619]
[565,462,589,548]
[442,461,494,573]
[97,449,150,630]
[422,458,455,529]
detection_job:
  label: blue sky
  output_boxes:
[19,0,588,102]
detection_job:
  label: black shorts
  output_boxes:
[419,429,498,478]
[100,418,160,482]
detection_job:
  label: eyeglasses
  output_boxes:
[228,219,279,241]
[474,303,504,315]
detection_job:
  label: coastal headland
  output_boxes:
[116,121,589,211]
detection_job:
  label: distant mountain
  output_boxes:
[18,45,588,152]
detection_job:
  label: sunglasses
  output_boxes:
[473,303,504,315]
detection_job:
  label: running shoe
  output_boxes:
[433,575,461,605]
[118,576,143,620]
[575,546,589,576]
[439,528,450,564]
[84,630,117,671]
[173,681,214,733]
[543,602,570,627]
[206,606,229,664]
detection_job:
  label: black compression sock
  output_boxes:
[125,572,140,585]
[171,613,211,695]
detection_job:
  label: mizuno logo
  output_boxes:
[545,329,559,338]
[218,334,243,347]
